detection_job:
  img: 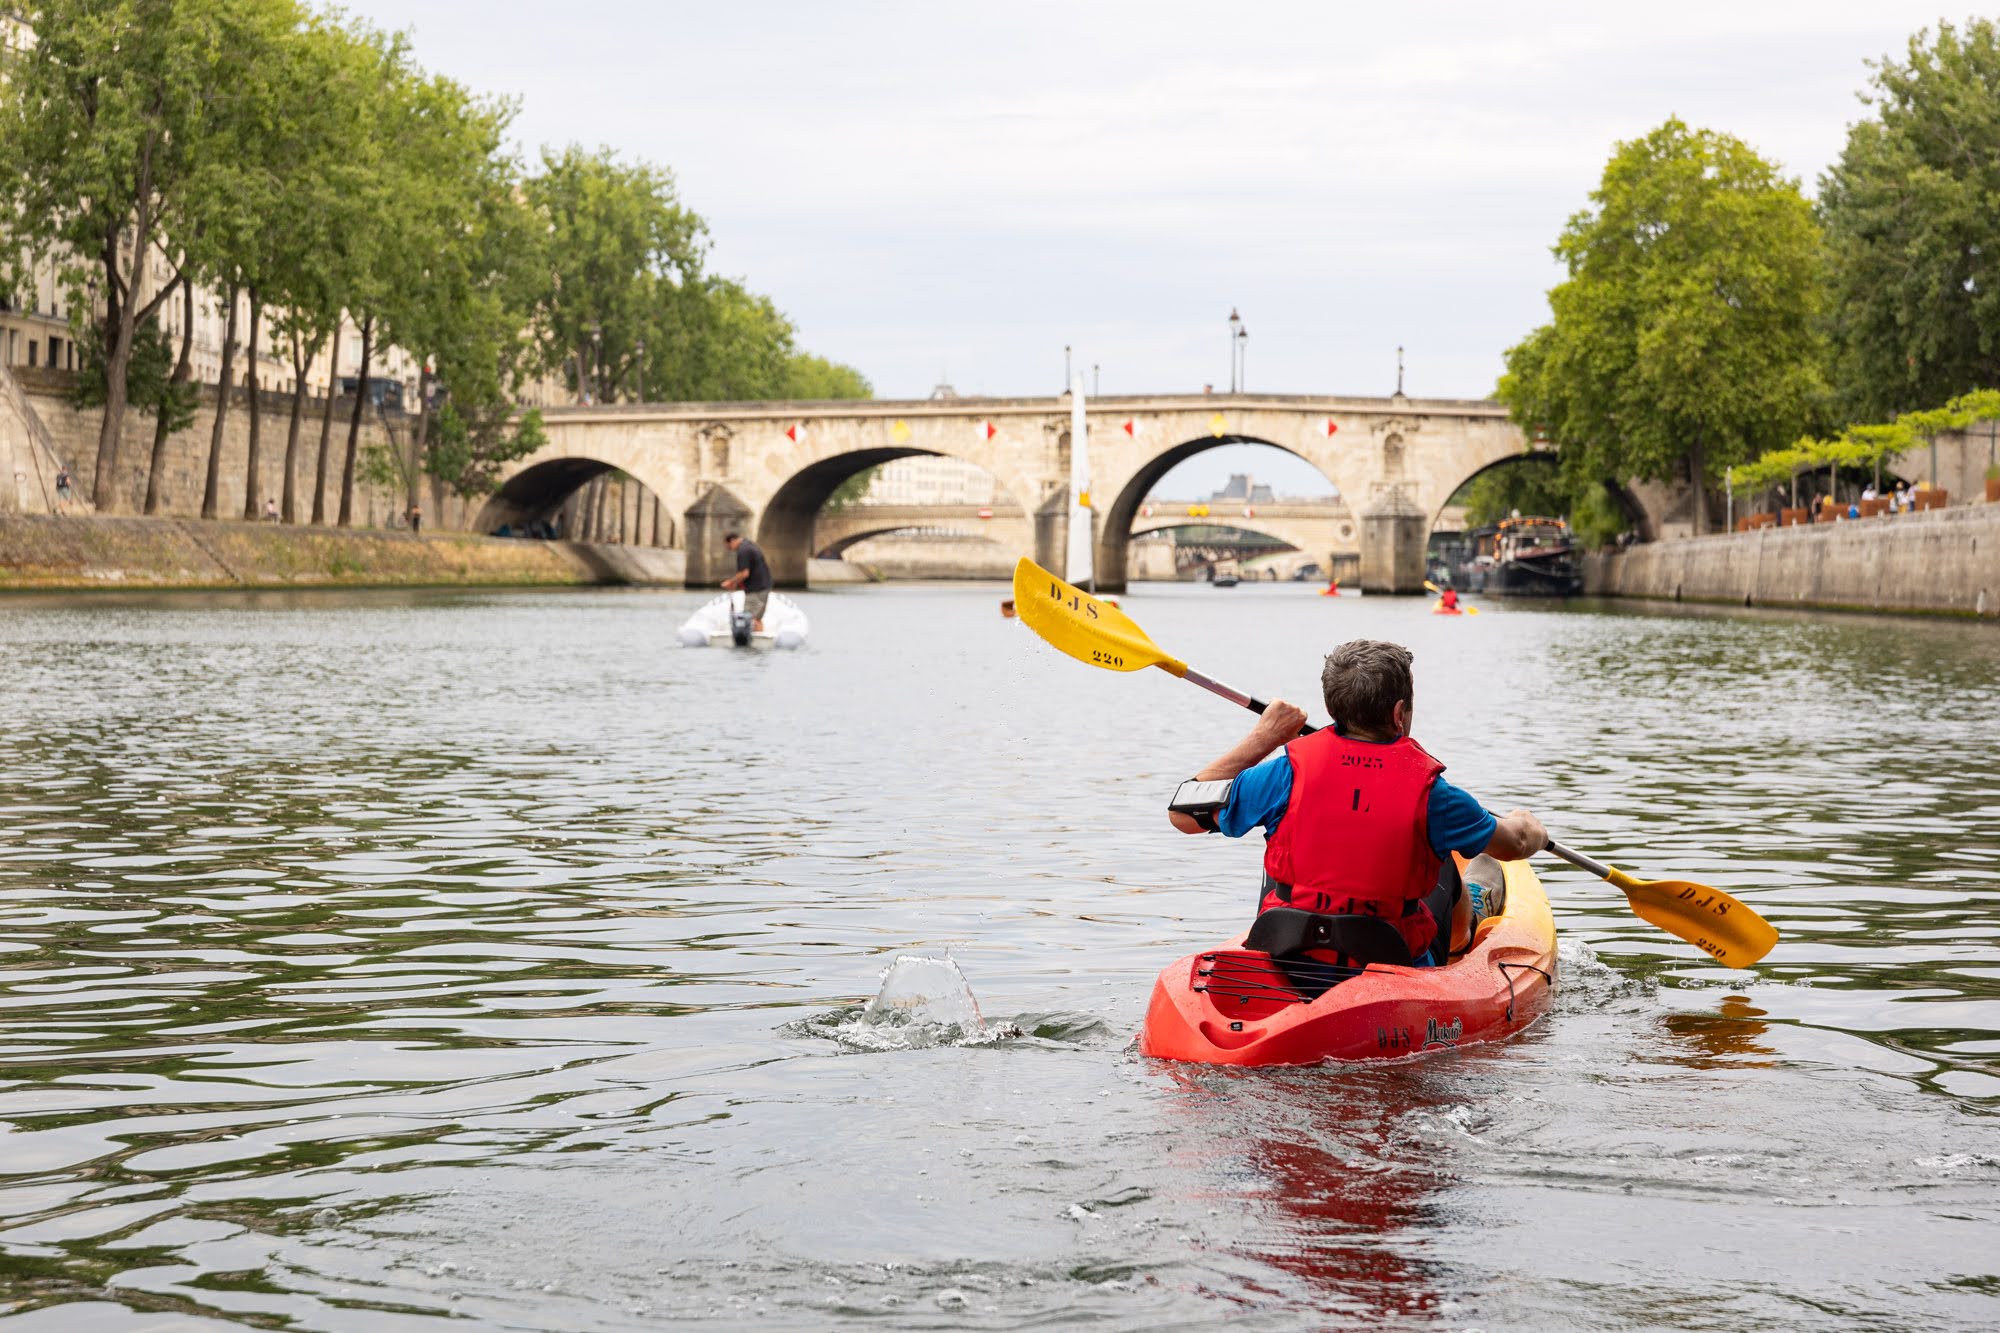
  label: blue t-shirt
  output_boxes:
[1215,746,1496,858]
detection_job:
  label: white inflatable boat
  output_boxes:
[677,591,809,649]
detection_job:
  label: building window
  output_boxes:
[27,340,36,367]
[49,336,62,369]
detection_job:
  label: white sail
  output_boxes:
[1067,373,1093,586]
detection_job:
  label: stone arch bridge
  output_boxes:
[478,392,1541,593]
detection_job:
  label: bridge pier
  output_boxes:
[684,484,752,588]
[1359,491,1428,594]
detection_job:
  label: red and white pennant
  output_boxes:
[785,423,808,444]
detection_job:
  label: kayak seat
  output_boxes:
[1246,908,1413,967]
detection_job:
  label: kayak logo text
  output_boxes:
[1424,1017,1463,1048]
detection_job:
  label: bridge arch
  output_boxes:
[1429,449,1563,531]
[476,457,675,545]
[757,447,1034,587]
[1099,435,1353,590]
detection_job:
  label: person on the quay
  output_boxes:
[1169,639,1547,965]
[720,530,773,632]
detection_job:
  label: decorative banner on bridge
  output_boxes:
[1324,418,1340,437]
[1209,413,1227,438]
[976,420,997,440]
[1122,420,1137,437]
[786,423,808,444]
[891,420,912,443]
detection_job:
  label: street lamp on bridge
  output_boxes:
[1227,309,1240,392]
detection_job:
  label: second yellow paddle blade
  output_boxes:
[1011,558,1185,676]
[1612,871,1780,968]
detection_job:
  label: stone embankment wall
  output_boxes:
[1583,504,2000,617]
[15,368,464,528]
[0,513,684,591]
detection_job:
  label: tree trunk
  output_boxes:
[408,363,431,518]
[144,277,195,516]
[91,328,135,513]
[337,315,374,526]
[201,284,241,520]
[1687,439,1709,536]
[311,332,342,525]
[241,291,263,520]
[280,330,319,523]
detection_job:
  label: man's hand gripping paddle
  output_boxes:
[1011,557,1779,968]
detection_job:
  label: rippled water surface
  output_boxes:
[1,582,1997,1330]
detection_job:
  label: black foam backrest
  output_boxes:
[1245,907,1412,968]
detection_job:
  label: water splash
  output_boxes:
[797,955,1023,1053]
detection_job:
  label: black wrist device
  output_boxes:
[1170,778,1234,831]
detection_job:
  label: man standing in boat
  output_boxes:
[719,531,773,633]
[1168,639,1547,964]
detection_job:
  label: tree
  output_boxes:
[643,276,870,401]
[1499,119,1830,532]
[377,77,536,518]
[0,0,296,512]
[1821,20,2000,419]
[1451,464,1572,528]
[524,146,704,404]
[784,352,872,400]
[69,305,199,500]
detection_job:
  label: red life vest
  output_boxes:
[1260,729,1446,958]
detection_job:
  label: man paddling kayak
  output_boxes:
[1168,639,1547,965]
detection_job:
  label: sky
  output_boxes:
[345,2,1960,496]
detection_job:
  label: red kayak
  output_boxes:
[1137,858,1557,1065]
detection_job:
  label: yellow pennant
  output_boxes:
[891,419,912,443]
[1209,413,1226,438]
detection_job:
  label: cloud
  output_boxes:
[345,0,1955,398]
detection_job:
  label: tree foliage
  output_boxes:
[522,149,869,404]
[0,3,866,525]
[69,319,198,435]
[0,0,297,508]
[1821,20,2000,419]
[1451,463,1571,528]
[1500,119,1830,531]
[1728,388,2000,490]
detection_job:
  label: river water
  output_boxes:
[0,582,1996,1330]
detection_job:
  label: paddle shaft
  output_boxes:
[1183,667,1321,735]
[1545,839,1610,879]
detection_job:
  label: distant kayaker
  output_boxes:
[1438,588,1459,611]
[720,531,773,632]
[1168,639,1547,965]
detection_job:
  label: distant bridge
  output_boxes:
[478,391,1554,593]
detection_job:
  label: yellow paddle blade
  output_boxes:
[1423,579,1441,593]
[1464,605,1480,616]
[1011,558,1187,677]
[1605,867,1780,968]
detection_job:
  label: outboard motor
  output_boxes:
[730,609,754,647]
